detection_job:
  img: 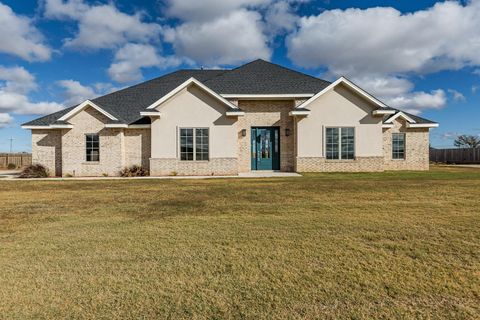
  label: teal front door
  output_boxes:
[251,127,280,170]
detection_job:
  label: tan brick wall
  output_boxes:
[296,156,384,172]
[124,129,151,171]
[383,119,429,170]
[236,100,295,172]
[150,158,238,176]
[31,129,62,176]
[62,107,124,177]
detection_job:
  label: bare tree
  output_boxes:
[454,135,480,148]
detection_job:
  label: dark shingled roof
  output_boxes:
[203,59,331,94]
[23,59,436,126]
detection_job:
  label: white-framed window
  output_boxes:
[86,133,99,162]
[326,127,355,160]
[392,133,405,160]
[180,128,209,161]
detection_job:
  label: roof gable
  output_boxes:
[146,77,238,111]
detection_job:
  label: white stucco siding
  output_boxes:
[296,84,383,158]
[151,84,238,159]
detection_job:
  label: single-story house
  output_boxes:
[22,59,438,177]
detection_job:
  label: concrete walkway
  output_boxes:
[0,171,302,181]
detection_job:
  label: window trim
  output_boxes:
[392,132,406,160]
[325,126,356,161]
[85,133,100,162]
[178,127,210,162]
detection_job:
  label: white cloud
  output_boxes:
[386,89,447,115]
[44,0,162,50]
[0,66,62,116]
[265,1,300,36]
[108,43,184,83]
[0,3,51,61]
[56,79,97,105]
[447,89,466,102]
[0,66,37,94]
[165,9,271,66]
[351,74,447,114]
[56,79,122,105]
[472,85,478,94]
[287,1,480,76]
[164,0,269,22]
[0,113,13,128]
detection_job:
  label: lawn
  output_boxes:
[0,166,479,319]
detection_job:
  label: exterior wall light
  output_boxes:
[285,128,291,136]
[241,129,247,137]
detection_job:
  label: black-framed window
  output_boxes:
[326,127,355,160]
[86,134,99,162]
[392,133,405,160]
[180,128,209,161]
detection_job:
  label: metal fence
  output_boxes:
[0,153,32,168]
[430,148,480,164]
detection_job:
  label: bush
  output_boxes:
[7,163,16,170]
[119,165,148,177]
[19,164,49,178]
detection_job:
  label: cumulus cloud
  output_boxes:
[0,3,51,61]
[286,1,480,113]
[44,0,162,50]
[0,66,62,116]
[350,74,447,114]
[264,1,300,36]
[164,9,271,66]
[287,1,480,75]
[108,43,184,83]
[56,79,122,105]
[0,113,13,128]
[164,0,269,22]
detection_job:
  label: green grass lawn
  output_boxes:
[0,166,479,319]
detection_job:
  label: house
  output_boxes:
[22,59,438,177]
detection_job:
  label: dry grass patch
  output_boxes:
[0,166,479,319]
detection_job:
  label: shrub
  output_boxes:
[170,171,178,176]
[64,173,73,178]
[119,165,148,177]
[19,164,49,178]
[7,163,16,170]
[102,173,109,177]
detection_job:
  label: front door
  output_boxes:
[251,127,280,170]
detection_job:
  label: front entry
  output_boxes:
[251,127,280,170]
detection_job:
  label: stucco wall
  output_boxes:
[150,84,238,175]
[62,107,124,176]
[236,100,295,172]
[31,129,62,176]
[296,84,384,159]
[383,118,430,170]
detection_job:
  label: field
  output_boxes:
[0,166,479,319]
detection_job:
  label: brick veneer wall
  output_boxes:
[296,156,384,172]
[383,119,429,170]
[236,100,296,172]
[150,158,238,176]
[31,129,62,176]
[62,108,123,176]
[124,129,151,171]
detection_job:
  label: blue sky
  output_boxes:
[0,0,479,152]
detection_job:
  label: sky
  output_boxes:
[0,0,479,152]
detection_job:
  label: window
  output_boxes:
[326,127,355,160]
[180,128,209,161]
[86,134,99,162]
[392,133,405,160]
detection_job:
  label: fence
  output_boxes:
[0,153,32,168]
[430,148,480,164]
